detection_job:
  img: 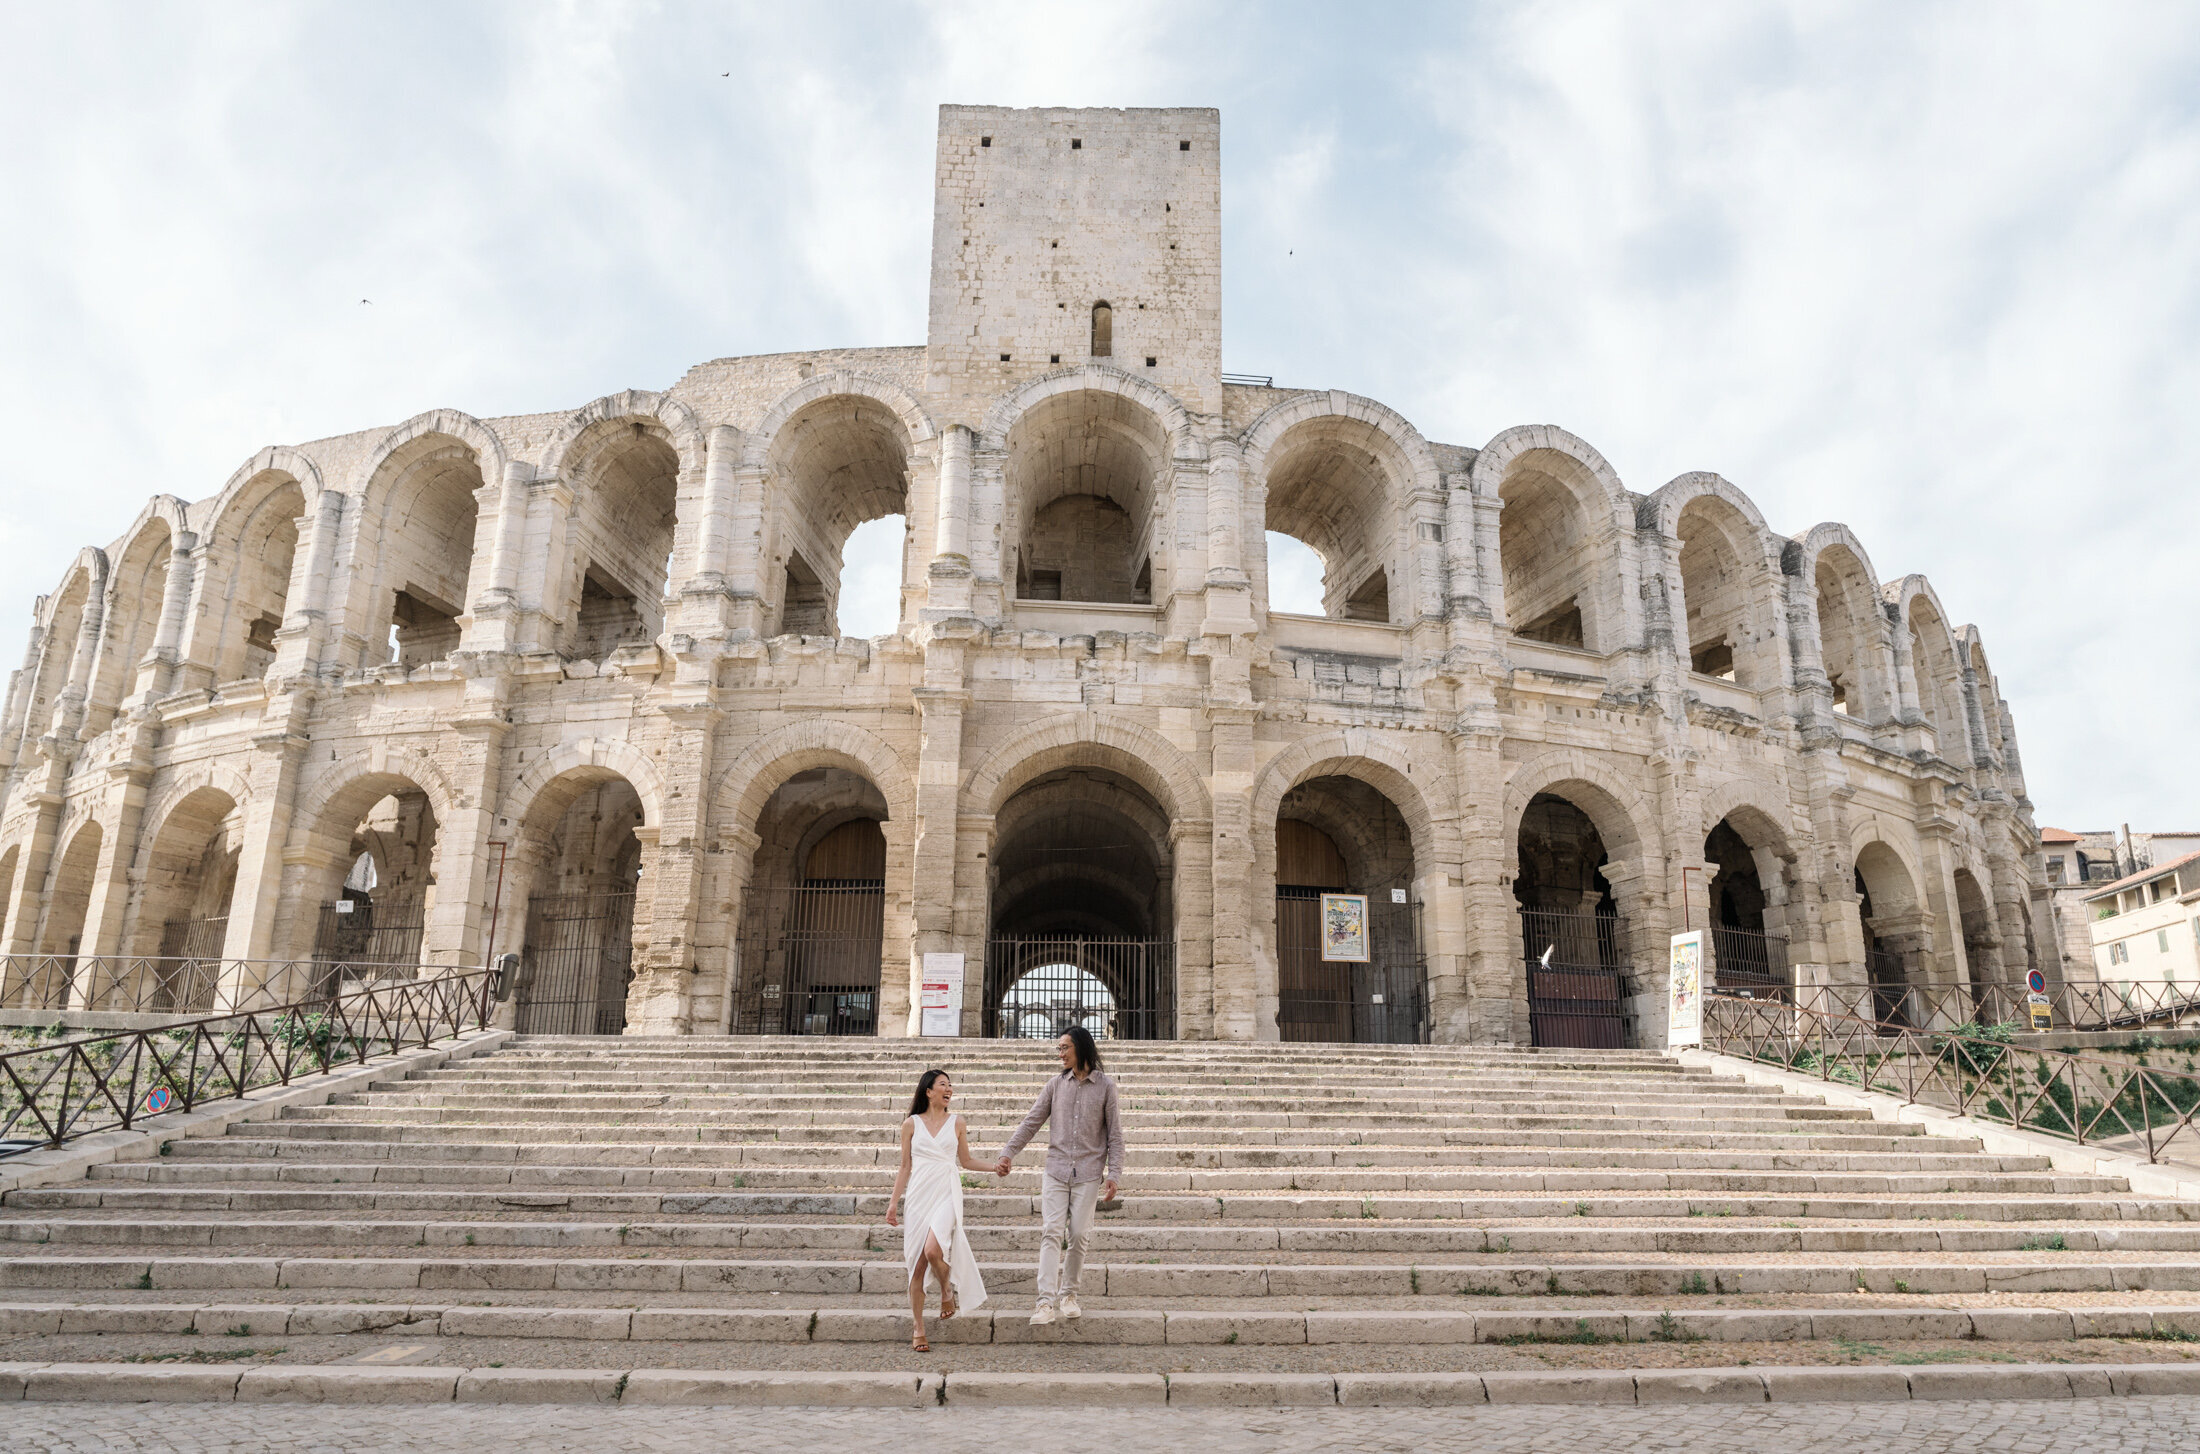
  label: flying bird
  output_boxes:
[359,299,372,305]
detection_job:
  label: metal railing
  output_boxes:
[984,937,1176,1041]
[0,966,497,1153]
[0,955,437,1018]
[1703,992,2200,1167]
[1707,925,1789,997]
[1746,974,2200,1035]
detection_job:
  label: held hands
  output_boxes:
[993,1156,1012,1178]
[885,1200,899,1228]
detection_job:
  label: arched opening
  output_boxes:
[1704,815,1789,995]
[26,821,105,1007]
[131,787,242,1012]
[1007,390,1166,607]
[1090,301,1113,358]
[733,768,888,1035]
[1262,418,1406,623]
[1499,455,1604,650]
[512,774,644,1035]
[983,765,1174,1040]
[559,420,681,659]
[22,568,93,750]
[1514,793,1626,1047]
[203,476,305,685]
[1906,595,1966,758]
[1969,643,2007,764]
[1854,841,1922,1027]
[1951,866,2000,1011]
[1272,776,1424,1043]
[87,521,171,734]
[359,435,484,670]
[304,781,439,993]
[1813,546,1880,717]
[767,395,913,638]
[1675,497,1774,687]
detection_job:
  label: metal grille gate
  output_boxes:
[1521,909,1630,1049]
[152,915,229,1012]
[311,893,426,996]
[983,938,1175,1041]
[514,891,636,1036]
[732,882,884,1036]
[1275,889,1428,1044]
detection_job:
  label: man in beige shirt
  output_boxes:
[993,1024,1123,1325]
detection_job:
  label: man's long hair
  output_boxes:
[1062,1025,1102,1075]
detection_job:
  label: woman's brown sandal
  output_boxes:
[940,1292,959,1321]
[911,1331,930,1352]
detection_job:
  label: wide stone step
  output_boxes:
[11,1183,2168,1220]
[3,1298,2193,1346]
[270,1107,1864,1130]
[339,1090,1811,1113]
[6,1253,2198,1297]
[12,1216,2199,1256]
[81,1158,2110,1196]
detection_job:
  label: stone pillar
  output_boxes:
[271,488,344,683]
[725,465,769,635]
[1204,442,1245,587]
[75,755,160,981]
[1472,490,1507,634]
[1,790,64,956]
[1170,818,1215,1039]
[908,688,968,1038]
[217,705,316,1002]
[131,533,199,705]
[419,708,510,967]
[1595,856,1669,1047]
[924,428,976,621]
[1959,663,1995,770]
[0,618,44,775]
[1450,730,1517,1044]
[1208,706,1259,1039]
[1888,610,1925,727]
[465,461,536,654]
[623,702,720,1034]
[1418,850,1471,1044]
[1442,477,1482,619]
[49,581,104,742]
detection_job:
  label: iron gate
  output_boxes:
[311,893,425,996]
[984,937,1174,1041]
[152,915,229,1012]
[1708,924,1789,999]
[514,891,636,1035]
[1275,889,1427,1044]
[732,882,884,1036]
[1521,908,1631,1049]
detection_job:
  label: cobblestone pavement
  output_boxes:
[6,1398,2200,1452]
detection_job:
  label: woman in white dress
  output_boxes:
[885,1068,990,1351]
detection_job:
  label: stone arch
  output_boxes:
[38,816,104,956]
[1249,731,1456,873]
[541,393,701,657]
[1696,780,1802,864]
[128,762,255,881]
[1793,522,1893,722]
[341,409,505,671]
[294,745,462,842]
[1243,392,1443,624]
[1499,748,1654,876]
[1650,473,1789,690]
[1473,425,1635,652]
[85,505,184,731]
[979,362,1196,458]
[1959,625,2009,764]
[749,378,935,638]
[503,737,668,835]
[747,371,938,468]
[21,548,109,746]
[710,719,915,832]
[188,452,319,687]
[959,711,1210,825]
[125,780,246,963]
[1890,574,1973,761]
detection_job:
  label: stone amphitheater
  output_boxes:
[0,103,2047,1050]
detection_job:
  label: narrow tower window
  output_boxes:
[1090,301,1113,358]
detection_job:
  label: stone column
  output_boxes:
[0,618,45,775]
[1595,857,1669,1047]
[49,581,104,742]
[1472,490,1507,634]
[465,461,535,654]
[1170,818,1215,1040]
[1442,477,1481,619]
[131,533,199,705]
[419,707,510,967]
[271,488,344,683]
[908,688,968,1038]
[924,428,976,621]
[217,705,316,1002]
[623,702,720,1034]
[1,790,64,956]
[1208,705,1259,1039]
[725,464,769,635]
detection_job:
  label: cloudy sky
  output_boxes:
[2,2,2195,829]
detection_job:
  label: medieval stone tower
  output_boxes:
[0,105,2048,1045]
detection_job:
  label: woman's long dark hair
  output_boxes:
[1063,1025,1102,1075]
[908,1068,951,1117]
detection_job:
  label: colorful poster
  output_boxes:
[1320,893,1370,963]
[1667,931,1704,1048]
[920,951,964,1037]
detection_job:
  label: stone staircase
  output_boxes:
[4,1037,2199,1376]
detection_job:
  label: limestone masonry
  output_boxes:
[0,105,2047,1044]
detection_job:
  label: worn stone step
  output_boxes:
[6,1253,2199,1297]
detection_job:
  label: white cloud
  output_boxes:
[1,1,2194,825]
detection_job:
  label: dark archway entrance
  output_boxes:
[734,770,888,1036]
[513,777,643,1036]
[1515,793,1628,1048]
[1272,777,1426,1043]
[982,767,1174,1040]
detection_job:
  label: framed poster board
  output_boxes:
[1320,893,1370,963]
[920,951,965,1037]
[1667,931,1704,1048]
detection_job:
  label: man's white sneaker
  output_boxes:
[1059,1293,1082,1320]
[1029,1302,1057,1327]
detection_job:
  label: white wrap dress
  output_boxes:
[901,1113,987,1313]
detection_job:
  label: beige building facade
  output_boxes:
[0,106,2049,1045]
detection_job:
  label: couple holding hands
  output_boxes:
[885,1025,1122,1352]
